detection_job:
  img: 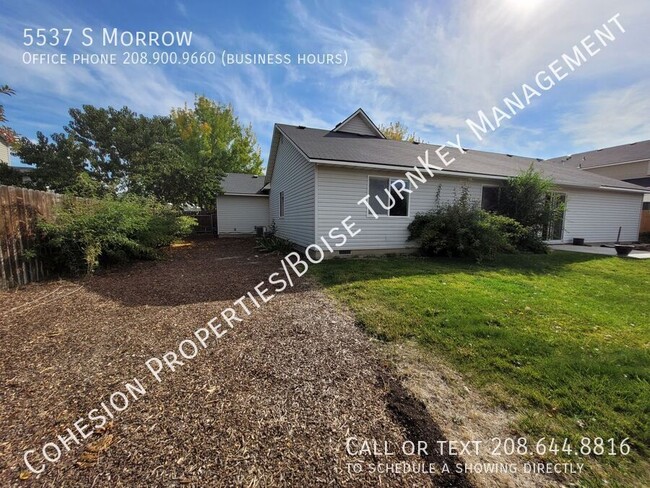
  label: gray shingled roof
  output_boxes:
[220,173,266,194]
[546,140,650,168]
[276,124,645,191]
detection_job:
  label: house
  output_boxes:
[547,140,650,233]
[224,109,647,251]
[0,136,11,165]
[215,172,269,235]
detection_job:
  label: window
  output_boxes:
[481,186,501,212]
[279,191,285,217]
[367,177,410,217]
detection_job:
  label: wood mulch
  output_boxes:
[0,237,470,487]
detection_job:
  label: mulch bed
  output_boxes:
[0,237,469,487]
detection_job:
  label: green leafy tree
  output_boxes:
[497,166,562,231]
[171,96,263,208]
[0,164,25,186]
[15,132,93,193]
[0,84,17,145]
[379,121,423,142]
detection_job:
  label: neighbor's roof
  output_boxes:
[546,140,650,169]
[272,124,646,192]
[220,173,266,195]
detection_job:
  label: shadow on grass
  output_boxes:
[313,250,616,287]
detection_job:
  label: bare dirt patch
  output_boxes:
[381,342,563,488]
[1,237,469,487]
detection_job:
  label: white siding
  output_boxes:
[337,114,378,136]
[316,165,486,250]
[562,188,642,242]
[0,142,10,165]
[585,161,649,180]
[269,135,315,247]
[217,195,269,235]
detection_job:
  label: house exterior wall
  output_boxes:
[560,188,642,242]
[216,195,269,235]
[583,160,650,180]
[315,165,485,250]
[269,135,315,247]
[314,165,644,250]
[337,114,378,136]
[0,141,10,165]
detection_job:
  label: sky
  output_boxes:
[2,0,650,168]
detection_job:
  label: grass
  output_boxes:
[313,251,649,487]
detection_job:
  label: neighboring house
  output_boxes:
[225,109,648,250]
[546,140,650,190]
[547,141,650,232]
[215,172,269,236]
[0,136,11,165]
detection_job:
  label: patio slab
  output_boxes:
[550,244,650,259]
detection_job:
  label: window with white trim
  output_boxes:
[481,186,501,211]
[368,177,410,216]
[279,191,285,217]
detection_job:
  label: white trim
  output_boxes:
[220,193,269,197]
[332,108,385,138]
[314,164,319,244]
[314,159,508,181]
[366,175,411,219]
[480,183,501,211]
[275,125,311,160]
[579,158,650,170]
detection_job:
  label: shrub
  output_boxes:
[408,187,547,261]
[255,235,294,254]
[37,195,196,275]
[497,166,563,233]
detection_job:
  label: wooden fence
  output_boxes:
[641,209,650,234]
[0,185,61,289]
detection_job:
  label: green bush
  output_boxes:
[37,195,196,275]
[408,187,547,261]
[255,235,294,254]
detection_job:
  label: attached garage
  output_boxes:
[216,173,269,236]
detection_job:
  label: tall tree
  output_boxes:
[379,121,423,143]
[0,84,28,186]
[0,84,17,145]
[172,96,263,178]
[14,132,92,192]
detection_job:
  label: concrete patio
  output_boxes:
[550,244,650,259]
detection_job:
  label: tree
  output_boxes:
[0,84,17,145]
[496,166,562,231]
[379,121,423,142]
[0,164,25,186]
[15,132,93,193]
[14,96,264,208]
[171,97,263,207]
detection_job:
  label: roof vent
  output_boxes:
[252,175,258,178]
[506,154,513,157]
[297,125,306,129]
[412,141,420,144]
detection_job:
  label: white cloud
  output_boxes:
[289,0,650,153]
[559,81,650,149]
[176,2,188,18]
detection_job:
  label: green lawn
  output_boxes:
[313,251,649,487]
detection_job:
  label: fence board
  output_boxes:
[641,210,650,234]
[0,185,63,289]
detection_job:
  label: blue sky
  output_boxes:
[2,0,650,168]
